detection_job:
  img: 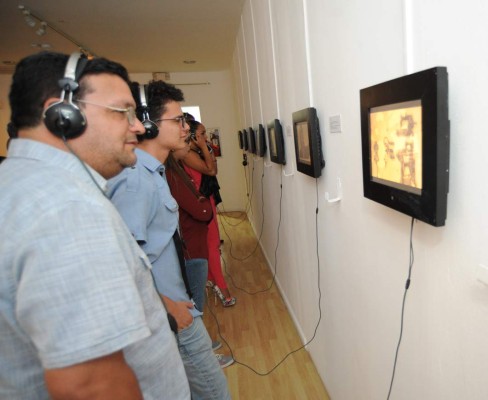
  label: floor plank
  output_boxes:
[202,211,330,400]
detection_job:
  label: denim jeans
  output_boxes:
[177,316,231,400]
[185,258,208,312]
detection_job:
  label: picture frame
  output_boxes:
[208,127,222,157]
[267,119,286,165]
[360,66,450,227]
[292,107,324,178]
[255,124,267,157]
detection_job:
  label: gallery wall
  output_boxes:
[232,0,488,399]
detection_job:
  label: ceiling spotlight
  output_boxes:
[31,43,52,49]
[36,21,47,36]
[22,9,36,28]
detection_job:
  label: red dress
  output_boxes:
[183,164,228,290]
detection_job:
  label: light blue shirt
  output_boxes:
[0,139,190,400]
[108,148,202,318]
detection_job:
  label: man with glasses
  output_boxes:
[0,52,190,399]
[107,80,231,400]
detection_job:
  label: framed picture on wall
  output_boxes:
[292,107,325,178]
[208,127,222,157]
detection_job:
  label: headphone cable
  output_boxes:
[386,217,415,399]
[208,177,322,376]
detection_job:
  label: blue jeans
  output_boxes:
[185,258,208,312]
[177,316,231,400]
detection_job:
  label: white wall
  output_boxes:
[233,0,488,399]
[131,70,246,212]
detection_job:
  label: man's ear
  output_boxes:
[43,97,61,111]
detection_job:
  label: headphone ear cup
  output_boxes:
[142,119,159,140]
[44,102,87,139]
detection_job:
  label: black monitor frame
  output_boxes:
[255,124,267,158]
[242,128,249,151]
[360,66,449,227]
[267,119,286,165]
[292,107,324,178]
[247,126,257,154]
[237,130,244,149]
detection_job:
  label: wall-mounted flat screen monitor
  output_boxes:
[247,127,257,154]
[292,107,325,178]
[255,124,267,157]
[360,66,449,227]
[237,130,244,149]
[267,119,286,165]
[242,128,249,151]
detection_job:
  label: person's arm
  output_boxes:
[161,295,194,331]
[167,170,213,222]
[183,136,218,176]
[45,351,143,400]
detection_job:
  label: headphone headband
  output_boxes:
[138,84,159,140]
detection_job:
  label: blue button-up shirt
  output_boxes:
[0,139,190,399]
[108,148,201,318]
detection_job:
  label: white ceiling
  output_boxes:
[0,0,245,74]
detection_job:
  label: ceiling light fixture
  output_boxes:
[36,21,47,36]
[17,4,97,58]
[21,8,36,27]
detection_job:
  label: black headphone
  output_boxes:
[138,84,159,140]
[43,52,89,139]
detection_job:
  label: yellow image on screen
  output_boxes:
[370,100,422,194]
[269,127,277,157]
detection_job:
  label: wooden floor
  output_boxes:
[202,212,330,400]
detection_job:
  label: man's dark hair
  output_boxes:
[131,80,184,124]
[130,80,185,142]
[9,51,130,131]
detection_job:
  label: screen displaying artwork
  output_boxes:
[360,66,449,227]
[247,127,256,154]
[238,130,244,149]
[255,124,267,157]
[292,107,324,178]
[296,121,312,166]
[369,100,422,195]
[267,119,286,165]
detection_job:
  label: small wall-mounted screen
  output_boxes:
[369,100,422,195]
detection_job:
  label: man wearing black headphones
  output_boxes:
[107,80,231,400]
[0,52,190,399]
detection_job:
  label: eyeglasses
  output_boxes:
[155,115,187,128]
[76,99,137,126]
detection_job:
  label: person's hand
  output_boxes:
[195,133,207,150]
[162,296,194,331]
